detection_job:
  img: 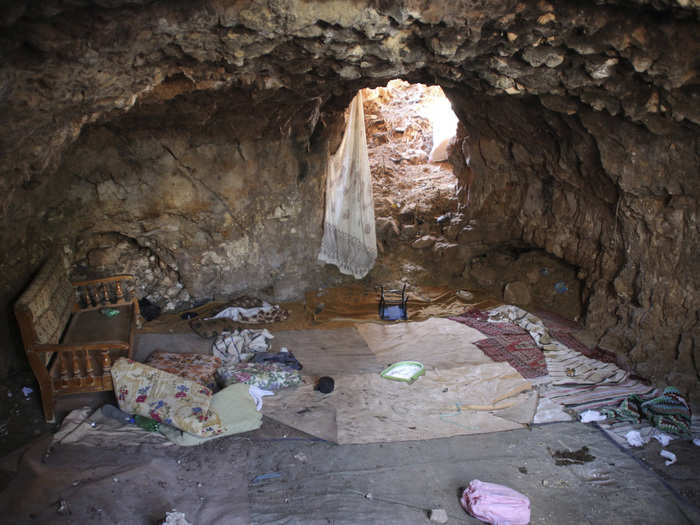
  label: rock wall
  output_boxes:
[0,0,697,394]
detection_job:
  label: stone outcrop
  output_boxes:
[0,1,697,395]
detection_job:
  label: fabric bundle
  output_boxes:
[601,386,692,438]
[460,480,530,525]
[212,328,274,365]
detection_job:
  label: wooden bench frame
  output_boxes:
[15,273,140,423]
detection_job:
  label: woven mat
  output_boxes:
[475,334,548,379]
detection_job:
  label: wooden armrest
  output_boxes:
[71,274,135,287]
[33,342,130,353]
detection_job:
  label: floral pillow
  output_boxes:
[111,358,223,437]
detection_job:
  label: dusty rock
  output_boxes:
[412,236,438,249]
[504,281,532,306]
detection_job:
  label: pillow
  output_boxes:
[145,351,221,391]
[159,383,262,446]
[111,358,221,437]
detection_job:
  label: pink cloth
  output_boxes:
[460,479,530,525]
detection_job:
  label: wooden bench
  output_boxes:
[15,256,140,422]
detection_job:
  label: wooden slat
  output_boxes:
[85,350,95,387]
[101,350,113,390]
[59,353,69,389]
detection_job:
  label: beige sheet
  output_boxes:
[355,317,490,369]
[263,363,534,444]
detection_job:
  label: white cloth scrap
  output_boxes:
[580,410,607,423]
[660,449,677,466]
[212,329,273,365]
[652,432,674,447]
[625,430,645,448]
[249,385,274,411]
[693,438,700,447]
[212,303,274,322]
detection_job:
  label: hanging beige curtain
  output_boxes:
[318,91,377,279]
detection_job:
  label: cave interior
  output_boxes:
[0,0,698,522]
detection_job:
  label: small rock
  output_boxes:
[456,290,474,302]
[412,235,437,249]
[428,508,448,523]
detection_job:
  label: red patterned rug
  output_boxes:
[475,334,548,378]
[451,311,547,378]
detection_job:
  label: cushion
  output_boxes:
[145,351,221,391]
[159,383,262,446]
[216,361,303,391]
[111,358,222,437]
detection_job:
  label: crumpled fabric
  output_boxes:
[460,479,530,525]
[212,329,274,365]
[248,385,274,411]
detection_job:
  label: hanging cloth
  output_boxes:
[318,92,377,278]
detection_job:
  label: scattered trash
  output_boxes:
[518,466,528,474]
[315,376,335,394]
[89,421,97,428]
[565,367,576,377]
[99,307,120,318]
[540,268,550,276]
[112,477,119,483]
[180,311,198,320]
[380,361,425,383]
[625,430,645,447]
[7,391,12,398]
[652,432,674,447]
[251,472,282,484]
[550,446,595,466]
[554,281,568,294]
[456,290,474,302]
[56,499,71,516]
[428,508,448,523]
[460,479,530,525]
[364,492,373,500]
[162,510,192,525]
[294,452,308,463]
[280,347,289,353]
[580,410,606,423]
[248,385,274,411]
[660,450,677,466]
[21,386,33,397]
[693,438,700,446]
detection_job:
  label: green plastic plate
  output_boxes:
[380,361,425,383]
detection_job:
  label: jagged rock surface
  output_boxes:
[0,0,697,394]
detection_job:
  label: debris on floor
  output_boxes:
[550,446,595,466]
[660,449,677,466]
[161,510,192,525]
[428,507,449,523]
